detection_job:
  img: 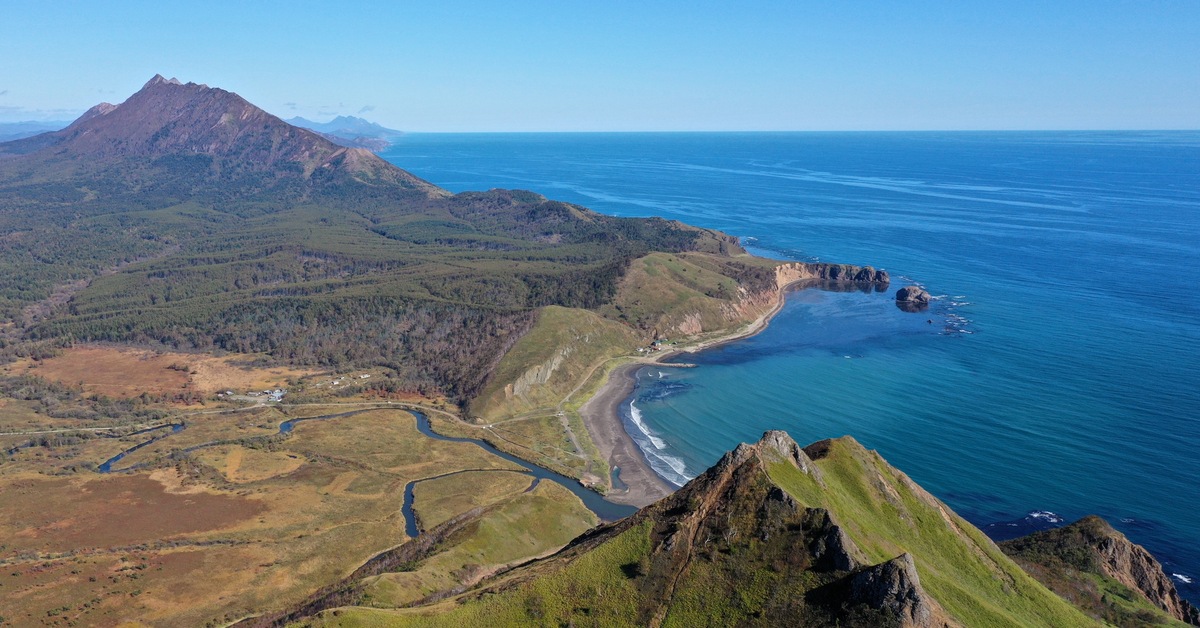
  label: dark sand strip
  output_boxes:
[579,363,673,507]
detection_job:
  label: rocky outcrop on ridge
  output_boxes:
[775,261,890,291]
[1002,515,1200,626]
[845,554,936,628]
[418,431,959,627]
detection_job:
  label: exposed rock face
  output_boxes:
[1001,515,1200,626]
[1079,517,1199,625]
[895,286,932,312]
[504,346,572,399]
[896,286,931,304]
[846,554,935,628]
[776,262,890,291]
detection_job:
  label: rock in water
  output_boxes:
[896,286,932,312]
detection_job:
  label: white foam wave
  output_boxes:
[1173,573,1193,584]
[628,400,667,449]
[1027,510,1064,524]
[646,450,694,487]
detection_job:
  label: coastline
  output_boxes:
[580,280,801,508]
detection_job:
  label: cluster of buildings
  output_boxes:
[218,388,287,402]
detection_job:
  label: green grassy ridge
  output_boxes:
[311,520,656,628]
[360,480,600,610]
[597,251,776,334]
[304,434,1100,627]
[765,437,1095,627]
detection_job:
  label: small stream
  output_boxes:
[96,423,185,472]
[95,407,636,535]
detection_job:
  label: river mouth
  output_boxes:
[95,407,636,535]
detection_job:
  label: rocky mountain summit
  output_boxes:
[0,75,437,194]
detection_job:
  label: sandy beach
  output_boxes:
[579,363,674,506]
[580,281,798,507]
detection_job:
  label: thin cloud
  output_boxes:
[283,101,298,110]
[0,90,8,97]
[358,105,375,114]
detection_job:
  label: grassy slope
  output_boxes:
[468,251,777,482]
[596,251,773,336]
[464,306,636,481]
[474,306,638,421]
[308,521,655,628]
[361,480,600,609]
[764,438,1094,627]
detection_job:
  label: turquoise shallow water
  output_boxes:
[382,131,1200,599]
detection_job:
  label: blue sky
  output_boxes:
[1,1,1197,130]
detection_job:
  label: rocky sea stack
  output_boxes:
[895,285,932,312]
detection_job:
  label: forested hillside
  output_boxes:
[0,76,741,405]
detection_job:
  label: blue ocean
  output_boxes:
[382,132,1200,599]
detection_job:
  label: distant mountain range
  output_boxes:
[0,104,402,151]
[0,120,71,142]
[286,114,403,151]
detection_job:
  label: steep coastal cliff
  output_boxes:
[1002,515,1200,626]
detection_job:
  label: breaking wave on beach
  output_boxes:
[625,398,694,487]
[628,400,667,450]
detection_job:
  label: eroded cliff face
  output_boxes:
[503,345,572,399]
[657,261,891,338]
[1093,529,1200,625]
[775,262,890,289]
[1001,515,1200,626]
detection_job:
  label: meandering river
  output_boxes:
[96,407,636,535]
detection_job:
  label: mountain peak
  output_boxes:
[143,74,184,89]
[74,102,117,125]
[1,75,440,195]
